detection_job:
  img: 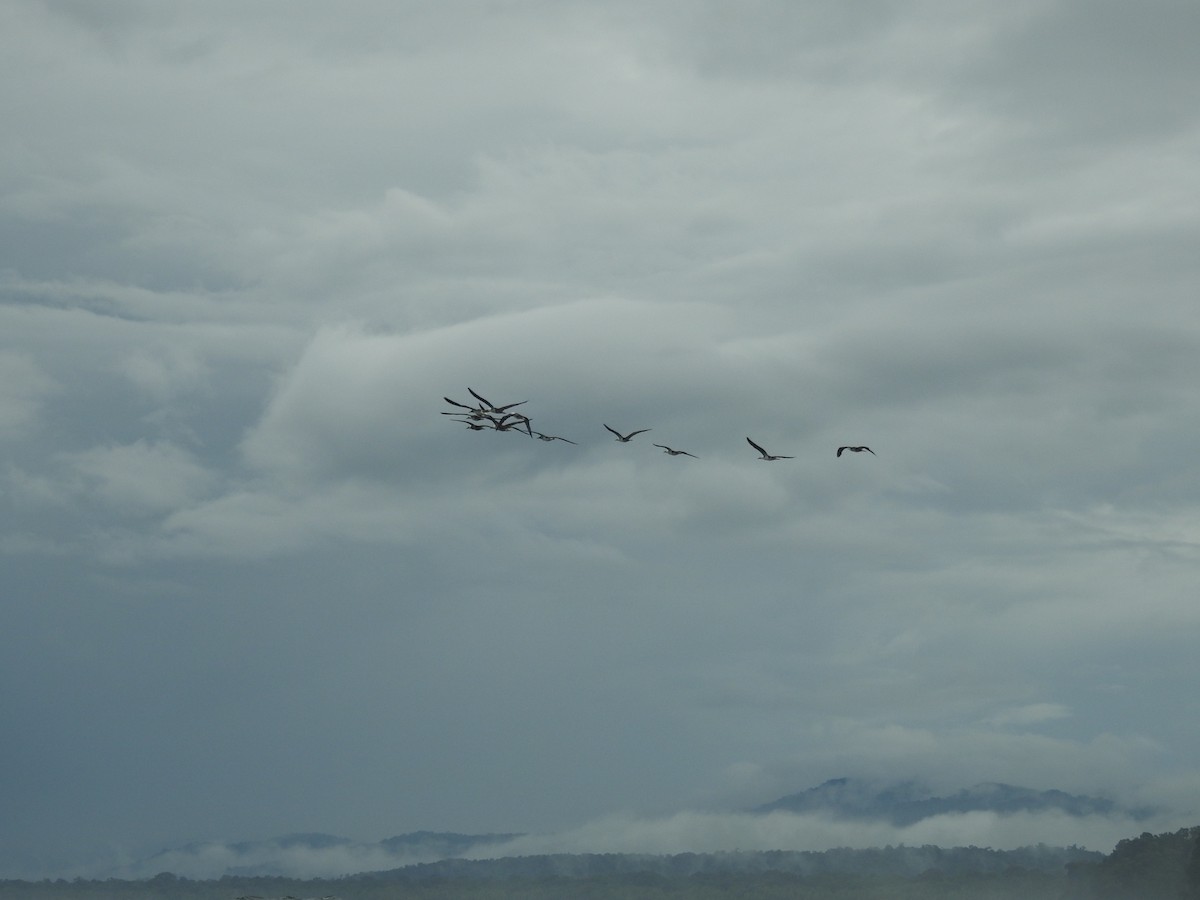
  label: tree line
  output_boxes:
[2,827,1199,900]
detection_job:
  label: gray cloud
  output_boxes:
[0,350,56,433]
[956,0,1200,145]
[2,0,1198,881]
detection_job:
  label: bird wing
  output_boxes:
[627,429,650,438]
[653,444,669,450]
[837,446,846,456]
[864,447,875,454]
[747,437,767,456]
[467,387,495,408]
[495,414,531,434]
[603,424,622,437]
[445,397,476,409]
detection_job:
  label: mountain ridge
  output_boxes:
[750,777,1155,824]
[117,778,1158,879]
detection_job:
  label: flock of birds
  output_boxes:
[443,387,875,461]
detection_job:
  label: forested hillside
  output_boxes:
[1062,825,1200,899]
[0,869,1073,900]
[5,829,1200,900]
[0,843,1096,900]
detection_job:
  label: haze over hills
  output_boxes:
[108,779,1160,880]
[9,827,1200,900]
[749,778,1156,824]
[119,831,522,880]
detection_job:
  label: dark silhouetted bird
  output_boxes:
[533,431,577,444]
[747,437,793,460]
[605,424,651,442]
[654,444,698,458]
[447,410,530,434]
[837,446,875,457]
[490,413,532,435]
[466,387,527,414]
[443,397,489,419]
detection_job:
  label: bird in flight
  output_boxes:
[747,437,793,460]
[466,387,528,414]
[443,397,490,419]
[654,444,698,458]
[448,412,528,433]
[837,446,875,457]
[490,413,532,435]
[533,431,577,444]
[605,424,651,442]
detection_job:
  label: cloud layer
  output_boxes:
[2,0,1199,880]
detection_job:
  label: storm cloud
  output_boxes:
[2,0,1199,879]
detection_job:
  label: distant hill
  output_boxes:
[0,844,1110,900]
[1061,825,1200,899]
[750,777,1155,824]
[113,777,1159,880]
[10,818,1198,900]
[377,830,523,856]
[366,843,1102,881]
[120,830,522,880]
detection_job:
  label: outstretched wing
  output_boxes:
[837,446,846,457]
[494,413,532,435]
[626,428,650,439]
[467,387,494,408]
[445,396,476,409]
[747,437,767,456]
[603,423,622,438]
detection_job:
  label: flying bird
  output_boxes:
[533,431,577,444]
[490,412,533,435]
[654,444,698,458]
[443,397,489,419]
[447,410,531,434]
[837,446,875,457]
[747,437,793,460]
[604,424,651,442]
[467,387,527,414]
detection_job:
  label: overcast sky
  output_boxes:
[3,0,1200,881]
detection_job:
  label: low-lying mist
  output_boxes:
[111,806,1183,880]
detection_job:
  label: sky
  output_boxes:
[3,0,1200,881]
